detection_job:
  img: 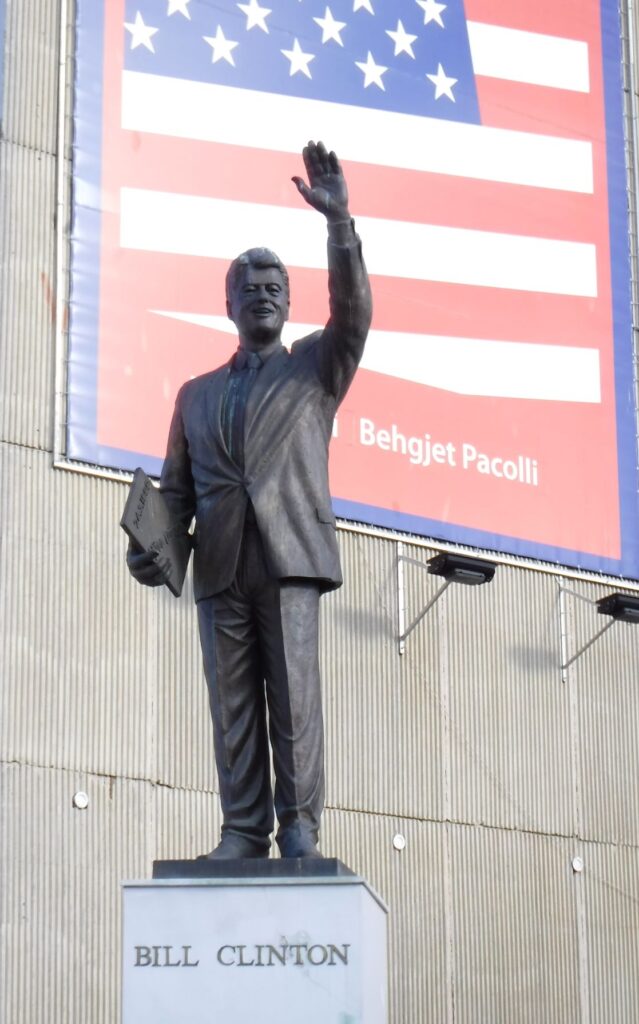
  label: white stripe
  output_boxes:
[467,22,590,93]
[121,69,593,194]
[121,189,597,297]
[151,311,601,403]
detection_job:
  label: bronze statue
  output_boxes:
[127,141,372,859]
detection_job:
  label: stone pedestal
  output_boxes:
[122,860,388,1024]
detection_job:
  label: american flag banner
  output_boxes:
[68,0,639,578]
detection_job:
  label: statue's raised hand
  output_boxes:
[292,140,350,223]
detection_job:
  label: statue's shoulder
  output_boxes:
[290,329,323,358]
[177,364,228,402]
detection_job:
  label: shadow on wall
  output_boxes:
[508,644,557,675]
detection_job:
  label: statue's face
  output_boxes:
[227,265,289,346]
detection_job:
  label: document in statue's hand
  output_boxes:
[120,468,191,597]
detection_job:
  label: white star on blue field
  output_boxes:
[123,0,479,123]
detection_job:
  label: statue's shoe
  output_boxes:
[277,827,323,859]
[198,833,270,860]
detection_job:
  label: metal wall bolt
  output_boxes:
[72,791,89,810]
[392,833,406,852]
[571,856,584,873]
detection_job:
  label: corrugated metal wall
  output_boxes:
[2,1,639,1021]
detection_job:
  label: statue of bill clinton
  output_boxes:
[127,141,372,859]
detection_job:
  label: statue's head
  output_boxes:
[225,248,290,306]
[226,248,290,347]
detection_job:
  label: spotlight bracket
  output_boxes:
[397,547,496,654]
[560,589,639,671]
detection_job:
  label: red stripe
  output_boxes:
[332,369,620,558]
[475,76,597,139]
[115,132,601,244]
[369,274,611,350]
[95,246,612,351]
[464,0,601,40]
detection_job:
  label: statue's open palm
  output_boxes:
[292,140,350,222]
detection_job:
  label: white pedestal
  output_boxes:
[122,864,387,1024]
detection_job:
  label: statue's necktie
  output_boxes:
[223,351,262,470]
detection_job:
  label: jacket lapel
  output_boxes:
[205,363,232,453]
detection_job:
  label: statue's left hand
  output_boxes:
[292,140,350,223]
[126,539,171,588]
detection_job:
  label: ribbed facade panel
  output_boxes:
[451,824,580,1022]
[566,581,639,844]
[0,762,227,1024]
[153,782,223,862]
[0,0,61,152]
[446,566,573,835]
[1,444,233,803]
[585,843,639,1020]
[323,532,443,821]
[0,445,157,779]
[0,141,57,450]
[0,763,152,1024]
[323,807,449,1024]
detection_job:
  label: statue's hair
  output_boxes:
[225,248,290,303]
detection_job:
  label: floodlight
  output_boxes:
[427,552,496,586]
[597,593,639,623]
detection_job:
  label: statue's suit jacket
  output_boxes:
[160,230,372,603]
